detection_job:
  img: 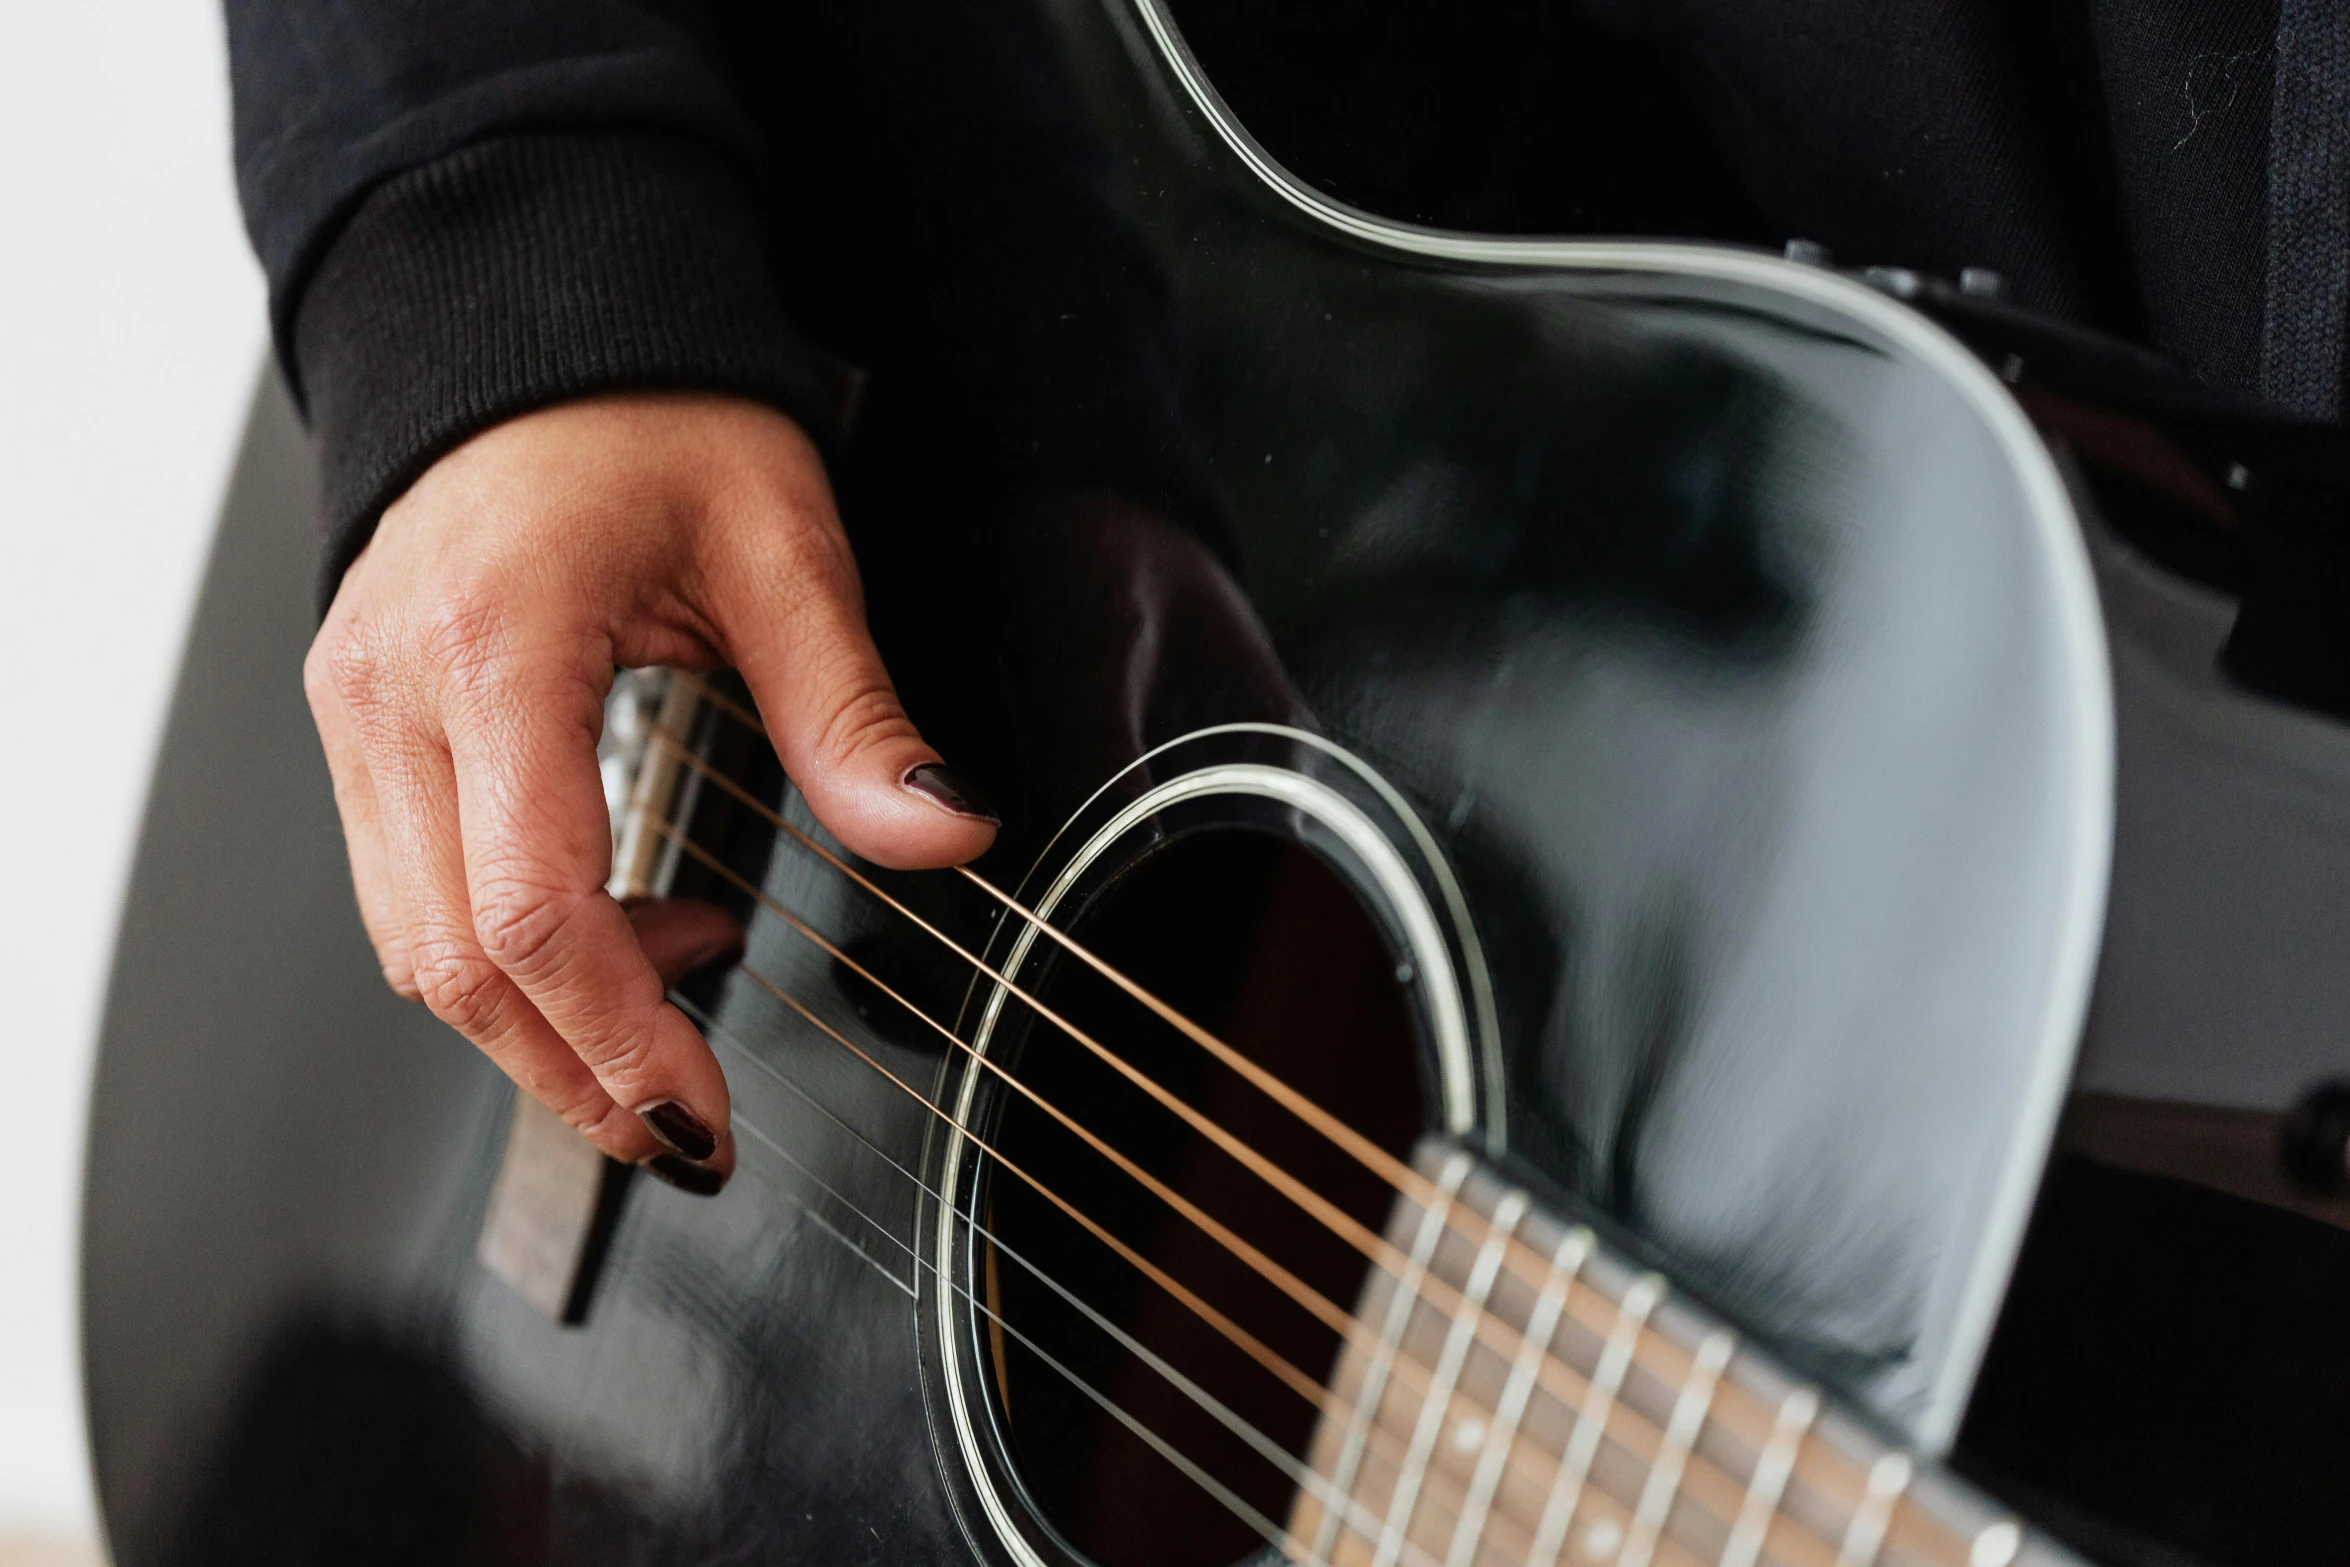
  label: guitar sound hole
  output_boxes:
[981,829,1426,1567]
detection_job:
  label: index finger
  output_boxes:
[443,631,738,1166]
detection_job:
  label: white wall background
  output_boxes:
[0,1,265,1555]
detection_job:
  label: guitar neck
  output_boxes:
[1289,1147,2059,1567]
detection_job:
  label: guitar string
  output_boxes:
[1443,1226,1593,1567]
[1370,1189,1531,1567]
[652,817,1569,1545]
[693,982,1651,1567]
[668,993,1427,1567]
[630,710,1740,1562]
[678,828,1332,1406]
[645,815,1824,1567]
[714,1113,1328,1567]
[1306,1153,1474,1566]
[652,821,1394,1352]
[650,813,1734,1511]
[634,703,1883,1557]
[670,979,1749,1567]
[640,719,1697,1413]
[1526,1274,1662,1567]
[655,679,1829,1430]
[640,700,1903,1564]
[654,680,1724,1417]
[647,677,1959,1561]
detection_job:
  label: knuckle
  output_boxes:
[410,945,510,1037]
[471,875,577,981]
[794,529,863,608]
[727,507,859,612]
[321,628,382,705]
[778,505,856,577]
[421,591,511,696]
[320,625,412,738]
[576,1020,663,1098]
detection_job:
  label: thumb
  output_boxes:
[708,511,998,872]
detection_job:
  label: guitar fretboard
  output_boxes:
[1287,1147,2061,1567]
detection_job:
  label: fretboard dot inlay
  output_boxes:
[1579,1518,1623,1560]
[1835,1452,1915,1567]
[1451,1417,1487,1455]
[1970,1521,2022,1567]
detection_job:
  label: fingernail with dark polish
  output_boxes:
[903,762,1000,825]
[644,1154,728,1197]
[640,1100,718,1162]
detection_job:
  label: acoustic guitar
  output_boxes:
[82,2,2350,1565]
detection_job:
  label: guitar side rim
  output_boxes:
[1097,0,2115,1458]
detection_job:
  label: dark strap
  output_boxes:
[2260,0,2350,420]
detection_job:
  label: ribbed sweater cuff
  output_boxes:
[293,129,850,609]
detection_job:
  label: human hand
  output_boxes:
[305,392,998,1194]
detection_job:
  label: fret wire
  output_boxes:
[1372,1191,1533,1567]
[647,708,1897,1551]
[1834,1454,1913,1567]
[1717,1386,1818,1567]
[655,722,1639,1481]
[1525,1272,1664,1567]
[681,1042,1340,1567]
[1310,1153,1477,1564]
[1620,1330,1735,1567]
[655,687,1919,1552]
[1444,1226,1594,1567]
[646,701,2015,1567]
[677,992,1433,1567]
[665,783,1738,1561]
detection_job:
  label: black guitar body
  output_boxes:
[81,4,2347,1566]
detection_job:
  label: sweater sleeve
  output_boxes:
[223,1,847,606]
[728,0,1238,570]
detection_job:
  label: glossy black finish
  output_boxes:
[1052,0,2100,1448]
[86,4,2122,1565]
